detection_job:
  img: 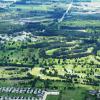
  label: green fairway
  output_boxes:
[46,48,59,56]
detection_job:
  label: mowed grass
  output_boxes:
[46,48,59,56]
[62,20,100,27]
[12,5,51,11]
[60,84,98,100]
[46,85,97,100]
[46,95,59,100]
[61,88,86,100]
[30,67,62,80]
[30,55,100,80]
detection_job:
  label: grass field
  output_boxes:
[46,95,59,100]
[61,88,86,100]
[61,83,99,100]
[30,55,100,81]
[46,85,97,100]
[11,5,52,11]
[62,20,100,27]
[46,48,59,56]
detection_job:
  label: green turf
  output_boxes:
[46,95,59,100]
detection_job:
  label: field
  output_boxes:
[46,95,59,100]
[11,5,52,11]
[0,0,100,100]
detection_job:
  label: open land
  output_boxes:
[0,0,100,100]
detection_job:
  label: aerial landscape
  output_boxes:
[0,0,100,100]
